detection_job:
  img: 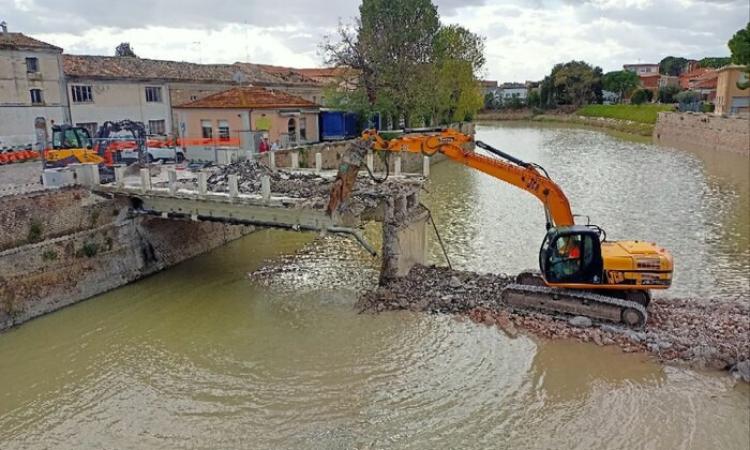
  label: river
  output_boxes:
[1,122,748,449]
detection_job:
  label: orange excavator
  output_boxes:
[326,128,674,327]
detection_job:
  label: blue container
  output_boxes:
[320,111,361,141]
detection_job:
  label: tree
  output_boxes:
[657,85,681,103]
[527,90,541,108]
[698,57,731,68]
[115,42,137,57]
[659,56,688,76]
[630,89,653,105]
[602,70,639,103]
[675,90,700,104]
[322,0,485,126]
[544,61,602,107]
[728,22,750,90]
[728,22,750,65]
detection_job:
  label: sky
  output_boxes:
[2,0,748,81]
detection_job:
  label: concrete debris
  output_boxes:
[359,264,750,379]
[205,160,421,216]
[569,316,593,328]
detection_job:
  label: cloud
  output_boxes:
[2,0,748,81]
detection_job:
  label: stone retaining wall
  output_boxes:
[0,188,254,331]
[654,112,750,156]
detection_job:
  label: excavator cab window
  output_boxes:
[52,127,92,149]
[540,227,603,284]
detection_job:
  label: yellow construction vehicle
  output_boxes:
[326,128,674,328]
[45,125,104,166]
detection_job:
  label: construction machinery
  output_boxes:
[326,128,674,328]
[45,120,156,168]
[46,125,104,166]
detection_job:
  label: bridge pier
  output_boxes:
[380,196,428,284]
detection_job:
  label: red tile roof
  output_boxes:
[0,32,61,52]
[679,68,717,89]
[174,86,319,109]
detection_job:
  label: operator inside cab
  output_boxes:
[551,235,582,279]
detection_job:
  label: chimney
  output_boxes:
[0,21,7,33]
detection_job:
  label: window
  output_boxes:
[149,120,166,135]
[26,57,39,73]
[145,86,163,103]
[76,122,98,137]
[218,120,230,141]
[71,85,93,103]
[201,120,213,139]
[30,89,43,104]
[299,117,307,141]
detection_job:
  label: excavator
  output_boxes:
[325,128,674,328]
[46,120,148,168]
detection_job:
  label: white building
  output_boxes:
[0,28,70,147]
[623,63,659,75]
[498,82,528,101]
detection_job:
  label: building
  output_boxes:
[679,67,718,101]
[498,82,527,101]
[638,73,661,96]
[623,63,660,75]
[715,65,750,115]
[62,56,326,137]
[174,86,320,158]
[480,80,499,97]
[0,28,69,146]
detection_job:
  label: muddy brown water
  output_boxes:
[1,123,748,449]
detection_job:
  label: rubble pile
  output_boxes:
[205,160,420,215]
[359,264,750,380]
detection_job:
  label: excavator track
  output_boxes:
[500,283,648,329]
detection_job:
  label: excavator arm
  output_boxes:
[326,128,575,228]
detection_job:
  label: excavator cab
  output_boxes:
[51,125,92,150]
[539,226,604,285]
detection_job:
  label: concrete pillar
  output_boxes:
[394,155,402,176]
[366,152,374,172]
[380,204,428,284]
[228,174,239,198]
[269,151,276,169]
[197,171,208,196]
[291,152,299,169]
[167,169,177,195]
[261,175,271,202]
[422,156,430,177]
[315,152,322,172]
[114,165,126,187]
[140,168,151,193]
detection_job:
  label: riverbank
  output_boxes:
[476,109,655,137]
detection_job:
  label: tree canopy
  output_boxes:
[728,22,750,65]
[322,0,484,126]
[540,61,603,107]
[659,56,688,76]
[115,42,137,57]
[698,57,731,68]
[602,70,639,102]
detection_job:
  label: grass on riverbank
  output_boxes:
[576,104,674,124]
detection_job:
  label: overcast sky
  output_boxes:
[2,0,747,81]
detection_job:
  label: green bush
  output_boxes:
[77,242,99,258]
[701,102,715,113]
[630,89,653,105]
[42,249,58,261]
[27,219,43,243]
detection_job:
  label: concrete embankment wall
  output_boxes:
[654,112,750,157]
[0,188,254,331]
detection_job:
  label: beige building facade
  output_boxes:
[715,65,750,115]
[0,31,70,146]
